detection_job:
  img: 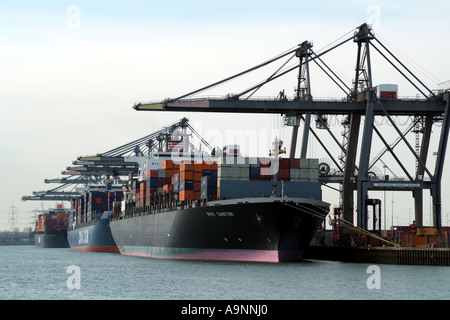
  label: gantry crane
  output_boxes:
[134,23,450,231]
[23,118,214,202]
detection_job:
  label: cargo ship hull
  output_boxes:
[34,230,69,248]
[110,197,327,262]
[68,211,119,252]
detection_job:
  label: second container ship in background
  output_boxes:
[67,183,121,252]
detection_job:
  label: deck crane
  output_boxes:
[133,23,450,231]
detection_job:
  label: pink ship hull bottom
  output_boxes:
[118,246,285,263]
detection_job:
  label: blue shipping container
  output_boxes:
[180,180,194,191]
[147,178,158,188]
[250,167,260,178]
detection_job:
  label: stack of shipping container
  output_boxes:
[71,188,123,225]
[126,157,319,208]
[217,157,318,182]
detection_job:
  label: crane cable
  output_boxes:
[283,202,398,247]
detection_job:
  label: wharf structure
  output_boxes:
[134,24,450,265]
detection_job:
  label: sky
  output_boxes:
[1,0,450,231]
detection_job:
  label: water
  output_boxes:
[1,245,450,300]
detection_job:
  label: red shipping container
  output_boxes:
[278,168,290,180]
[280,158,290,169]
[158,178,166,187]
[193,181,201,192]
[289,158,300,169]
[380,91,397,100]
[147,170,158,178]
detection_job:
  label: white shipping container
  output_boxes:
[240,167,250,178]
[290,168,300,179]
[300,159,309,169]
[218,166,231,178]
[299,169,309,179]
[230,167,241,178]
[308,169,319,180]
[308,159,319,169]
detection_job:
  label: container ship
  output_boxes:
[67,184,121,252]
[110,144,330,262]
[34,204,71,248]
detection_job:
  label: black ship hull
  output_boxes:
[110,197,328,262]
[34,230,69,248]
[68,211,119,252]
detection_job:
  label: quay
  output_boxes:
[305,245,450,266]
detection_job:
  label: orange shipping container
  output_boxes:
[180,171,194,181]
[162,160,174,169]
[203,161,218,171]
[180,162,194,172]
[179,190,194,201]
[193,163,203,172]
[193,191,201,200]
[165,169,174,179]
[172,162,180,170]
[193,172,202,181]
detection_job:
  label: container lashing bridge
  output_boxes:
[134,23,450,232]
